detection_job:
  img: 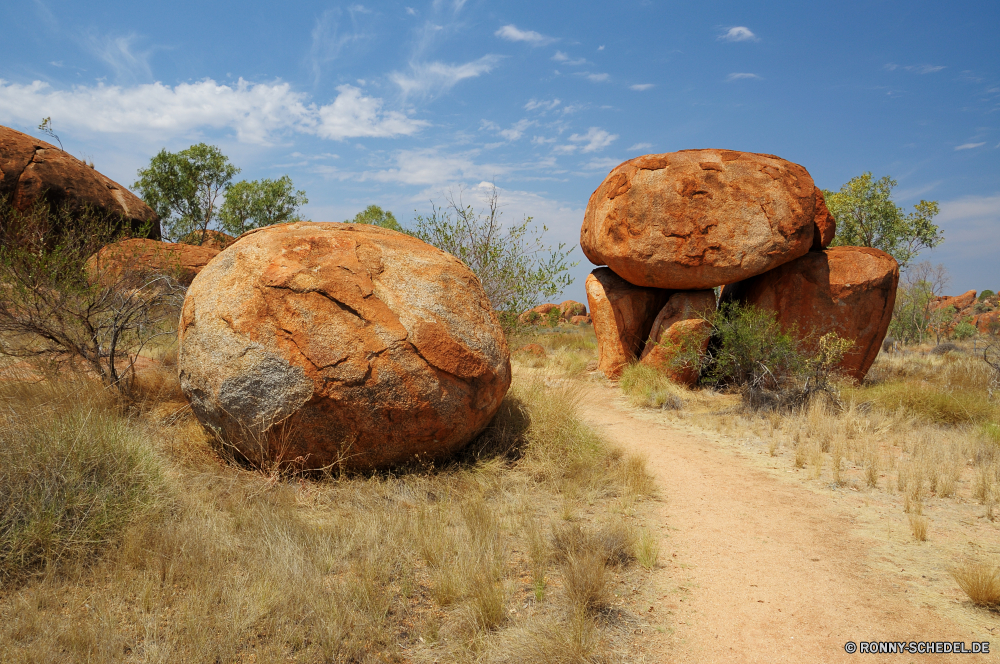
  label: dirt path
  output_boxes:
[575,382,996,663]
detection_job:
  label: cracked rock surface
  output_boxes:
[0,125,160,238]
[178,222,511,470]
[580,149,831,290]
[721,246,900,382]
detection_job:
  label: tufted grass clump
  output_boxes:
[0,378,164,581]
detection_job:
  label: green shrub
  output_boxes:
[978,290,996,301]
[702,301,803,390]
[0,382,163,579]
[619,363,685,409]
[953,320,978,340]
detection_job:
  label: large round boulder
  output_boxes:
[0,125,160,239]
[88,238,220,286]
[585,267,670,379]
[580,150,828,289]
[177,222,511,470]
[721,246,899,382]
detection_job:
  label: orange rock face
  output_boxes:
[640,290,717,361]
[177,222,511,470]
[811,187,836,250]
[0,125,160,238]
[975,311,999,335]
[569,315,592,326]
[585,268,670,379]
[87,238,220,286]
[721,247,899,382]
[640,318,712,386]
[931,290,977,313]
[559,300,587,319]
[517,303,559,325]
[580,150,822,289]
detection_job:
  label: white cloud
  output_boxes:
[391,56,501,96]
[360,148,505,186]
[584,72,610,83]
[582,157,621,171]
[500,119,533,141]
[932,194,1000,260]
[726,72,761,82]
[83,32,152,82]
[406,7,417,15]
[955,142,986,150]
[552,51,586,66]
[720,26,757,42]
[907,64,946,74]
[308,9,369,86]
[628,142,653,151]
[531,135,556,145]
[0,78,426,144]
[494,24,555,46]
[525,98,560,111]
[568,127,617,153]
[630,83,654,91]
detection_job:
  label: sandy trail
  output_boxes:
[575,381,994,663]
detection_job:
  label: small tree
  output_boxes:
[346,204,402,231]
[411,185,576,327]
[37,117,63,151]
[825,173,943,269]
[133,143,240,244]
[889,262,950,344]
[219,176,308,236]
[0,198,184,397]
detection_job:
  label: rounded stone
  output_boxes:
[580,150,825,289]
[178,222,511,470]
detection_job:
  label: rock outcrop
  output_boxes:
[177,222,511,471]
[640,290,718,361]
[931,290,978,314]
[640,318,713,386]
[721,247,899,382]
[88,238,220,286]
[811,187,836,250]
[581,150,827,290]
[0,125,160,239]
[585,267,670,379]
[569,315,592,326]
[180,229,236,250]
[559,300,587,319]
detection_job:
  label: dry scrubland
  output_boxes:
[515,324,1000,611]
[0,349,662,663]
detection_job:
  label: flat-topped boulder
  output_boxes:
[0,125,160,239]
[721,246,899,382]
[581,150,831,289]
[177,222,511,470]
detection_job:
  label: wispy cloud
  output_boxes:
[955,142,986,150]
[726,72,761,82]
[885,63,947,75]
[568,127,617,153]
[0,78,426,144]
[360,148,503,185]
[524,98,560,111]
[552,51,586,66]
[577,72,609,83]
[308,8,370,86]
[391,55,501,97]
[630,83,654,91]
[494,24,555,46]
[581,157,621,171]
[481,118,534,141]
[719,26,757,42]
[628,142,653,151]
[82,32,153,83]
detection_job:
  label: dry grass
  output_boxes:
[950,560,1000,608]
[618,362,687,410]
[510,326,598,376]
[908,514,929,542]
[0,366,658,663]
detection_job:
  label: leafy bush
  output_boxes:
[411,185,575,329]
[953,320,978,340]
[979,289,996,301]
[701,302,852,410]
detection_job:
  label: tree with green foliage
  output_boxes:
[133,143,240,245]
[346,204,403,231]
[411,185,576,327]
[219,176,308,236]
[825,173,942,269]
[953,319,978,340]
[888,261,950,344]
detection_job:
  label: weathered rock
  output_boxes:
[811,187,836,250]
[931,290,977,313]
[180,229,236,250]
[559,300,587,320]
[640,290,717,361]
[0,125,160,239]
[581,150,824,289]
[640,318,712,386]
[585,267,670,379]
[518,303,559,325]
[178,222,511,470]
[516,343,546,357]
[569,315,592,326]
[87,238,220,286]
[721,246,899,382]
[975,311,999,335]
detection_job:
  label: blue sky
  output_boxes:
[1,0,998,302]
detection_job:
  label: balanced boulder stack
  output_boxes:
[178,222,512,470]
[582,150,898,382]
